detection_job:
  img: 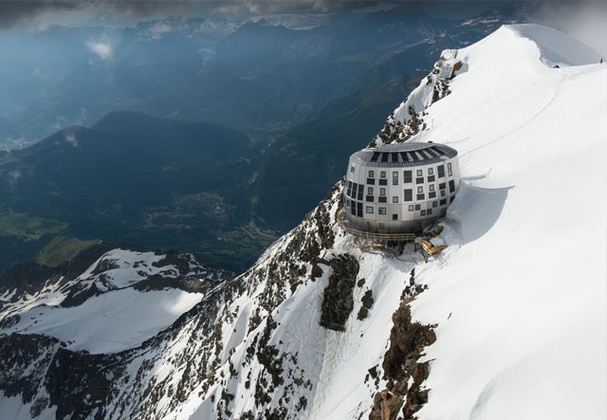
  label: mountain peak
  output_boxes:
[506,23,604,67]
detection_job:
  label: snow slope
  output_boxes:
[4,288,203,354]
[0,247,227,354]
[398,24,606,420]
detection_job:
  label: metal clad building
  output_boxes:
[343,142,461,233]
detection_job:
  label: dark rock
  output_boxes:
[319,254,359,331]
[369,296,436,420]
[357,289,375,320]
[369,390,403,420]
[0,334,61,405]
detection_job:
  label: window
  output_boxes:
[392,196,399,203]
[380,171,386,178]
[366,206,374,214]
[404,189,413,202]
[450,196,456,203]
[379,207,387,215]
[347,182,352,197]
[428,167,434,175]
[379,179,388,186]
[421,210,426,216]
[441,190,446,197]
[429,184,435,191]
[366,196,374,202]
[368,170,375,178]
[417,186,424,193]
[428,175,435,182]
[357,202,363,217]
[357,185,363,201]
[448,162,453,177]
[429,192,436,199]
[448,169,453,177]
[351,206,356,215]
[432,201,438,208]
[417,169,423,176]
[392,172,399,185]
[439,199,447,206]
[408,205,414,211]
[367,178,375,185]
[368,187,374,195]
[427,209,432,215]
[392,214,398,220]
[438,165,445,178]
[379,197,387,203]
[447,162,452,170]
[404,170,412,183]
[415,204,421,210]
[379,188,386,196]
[449,180,455,193]
[416,177,424,184]
[350,166,355,173]
[439,182,446,190]
[417,194,425,200]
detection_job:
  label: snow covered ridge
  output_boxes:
[0,246,229,354]
[374,24,606,420]
[373,24,605,147]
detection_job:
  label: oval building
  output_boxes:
[342,142,461,234]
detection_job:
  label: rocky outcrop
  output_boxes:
[369,296,436,420]
[319,254,360,331]
[357,289,375,320]
[0,334,62,417]
[0,243,112,300]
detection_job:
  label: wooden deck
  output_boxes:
[336,208,417,242]
[336,208,447,261]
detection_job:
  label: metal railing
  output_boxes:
[336,208,417,242]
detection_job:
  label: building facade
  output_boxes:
[342,142,461,233]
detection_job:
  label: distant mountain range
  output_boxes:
[0,5,521,150]
[0,4,525,274]
[0,111,262,272]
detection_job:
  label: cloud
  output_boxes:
[86,39,113,60]
[0,1,189,30]
[0,1,80,29]
[8,169,21,189]
[0,0,383,30]
[64,132,78,147]
[530,1,607,56]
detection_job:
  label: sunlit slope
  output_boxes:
[405,24,606,420]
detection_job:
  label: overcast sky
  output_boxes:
[0,1,604,54]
